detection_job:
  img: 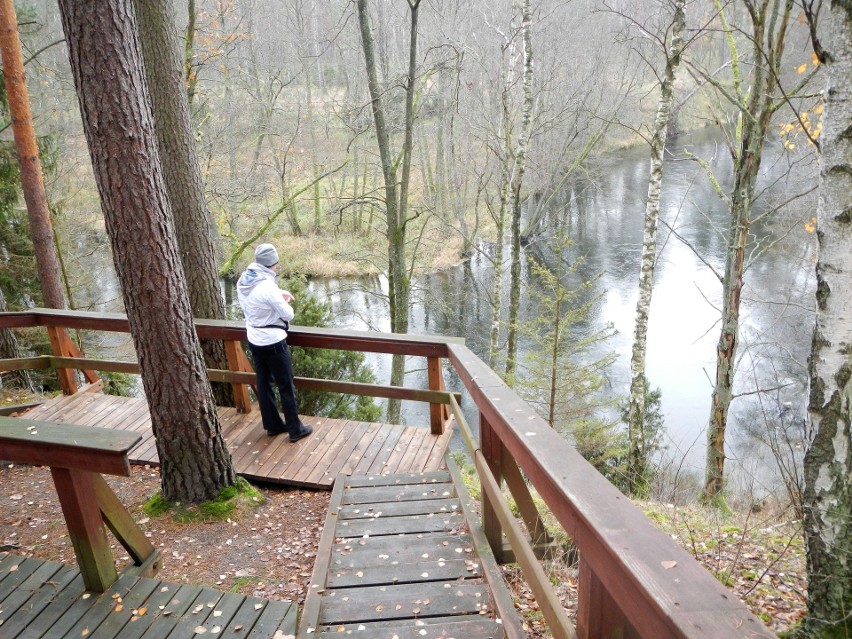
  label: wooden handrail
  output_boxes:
[0,308,457,432]
[446,342,775,639]
[0,309,778,638]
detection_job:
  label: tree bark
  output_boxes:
[0,0,66,310]
[703,0,792,501]
[0,286,32,390]
[627,0,685,497]
[58,0,236,503]
[356,0,419,423]
[135,0,234,407]
[800,2,852,635]
[504,0,533,381]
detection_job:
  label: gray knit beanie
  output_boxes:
[255,243,279,267]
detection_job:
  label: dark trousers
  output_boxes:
[248,339,304,436]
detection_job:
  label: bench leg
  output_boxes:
[51,467,117,592]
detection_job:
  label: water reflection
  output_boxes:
[309,131,816,491]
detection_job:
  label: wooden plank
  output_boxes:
[379,426,419,475]
[337,513,466,537]
[344,470,452,488]
[316,616,504,639]
[89,578,181,639]
[5,570,86,638]
[0,558,66,620]
[327,557,482,588]
[350,424,397,476]
[265,418,339,482]
[243,598,297,639]
[290,419,352,484]
[0,417,140,476]
[319,581,493,625]
[0,562,79,638]
[343,483,456,505]
[305,420,371,486]
[52,574,141,638]
[422,425,454,472]
[364,425,408,475]
[330,535,474,566]
[165,586,226,637]
[338,498,460,519]
[338,422,382,476]
[394,428,432,475]
[135,583,206,639]
[299,476,347,636]
[61,575,156,639]
[190,591,252,636]
[0,556,43,602]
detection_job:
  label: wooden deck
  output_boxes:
[299,469,523,638]
[0,552,296,638]
[21,390,454,490]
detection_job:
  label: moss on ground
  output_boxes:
[142,477,265,523]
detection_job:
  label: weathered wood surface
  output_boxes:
[0,416,140,476]
[20,392,454,490]
[299,470,524,639]
[0,552,296,639]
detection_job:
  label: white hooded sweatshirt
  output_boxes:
[237,262,295,346]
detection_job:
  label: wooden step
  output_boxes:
[299,470,525,638]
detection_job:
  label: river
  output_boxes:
[308,131,817,497]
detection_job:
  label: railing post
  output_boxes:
[427,356,448,434]
[577,555,637,639]
[46,326,79,394]
[480,413,505,563]
[224,339,253,413]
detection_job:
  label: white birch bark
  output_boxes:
[505,0,533,381]
[802,3,852,633]
[627,0,685,495]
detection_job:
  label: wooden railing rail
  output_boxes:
[450,394,576,639]
[0,416,160,592]
[0,309,458,433]
[0,309,779,638]
[446,342,776,639]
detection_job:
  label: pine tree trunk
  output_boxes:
[627,0,685,496]
[800,3,852,634]
[135,0,233,407]
[0,0,66,310]
[58,0,236,503]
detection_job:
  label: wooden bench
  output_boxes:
[0,416,160,592]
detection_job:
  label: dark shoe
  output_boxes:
[289,424,313,443]
[266,427,287,437]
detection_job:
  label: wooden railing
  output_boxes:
[0,308,458,434]
[0,309,776,638]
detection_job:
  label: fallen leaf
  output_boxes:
[194,626,207,634]
[662,561,678,570]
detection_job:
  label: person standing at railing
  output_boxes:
[237,243,313,442]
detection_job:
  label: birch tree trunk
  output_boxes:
[703,0,792,501]
[800,3,852,634]
[505,0,533,381]
[0,0,66,310]
[135,0,234,407]
[58,0,236,503]
[627,0,685,496]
